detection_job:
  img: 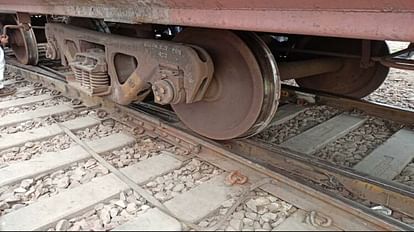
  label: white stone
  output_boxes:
[114,200,127,209]
[173,183,185,192]
[268,196,278,202]
[155,177,164,184]
[229,219,242,230]
[12,204,25,210]
[146,181,157,188]
[0,201,10,210]
[192,172,202,180]
[263,222,272,231]
[126,203,137,213]
[267,203,281,212]
[55,176,70,189]
[242,218,254,227]
[119,192,127,201]
[253,221,261,229]
[258,207,268,215]
[56,219,70,231]
[94,203,104,211]
[255,197,271,206]
[14,187,27,193]
[245,212,258,220]
[271,216,286,228]
[20,179,34,189]
[165,183,175,191]
[154,192,168,201]
[110,207,120,217]
[262,212,277,222]
[246,199,258,212]
[198,221,210,228]
[100,208,111,224]
[232,211,245,220]
[222,198,235,208]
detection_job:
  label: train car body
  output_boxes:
[0,0,413,41]
[0,0,413,140]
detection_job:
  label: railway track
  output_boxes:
[0,58,414,231]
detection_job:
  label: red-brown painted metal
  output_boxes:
[0,1,413,41]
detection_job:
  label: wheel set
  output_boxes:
[6,17,391,140]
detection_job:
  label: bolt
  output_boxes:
[133,127,145,135]
[191,145,201,154]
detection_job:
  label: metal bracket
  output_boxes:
[361,40,374,68]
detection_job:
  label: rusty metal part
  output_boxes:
[14,74,23,81]
[226,170,248,186]
[294,38,390,98]
[45,23,213,105]
[2,1,414,42]
[282,84,414,126]
[305,211,333,227]
[6,63,413,230]
[278,58,343,80]
[45,39,59,60]
[33,82,42,88]
[361,40,373,68]
[152,80,174,104]
[152,79,177,105]
[96,109,108,118]
[372,45,414,70]
[68,48,110,96]
[2,24,24,35]
[15,12,31,25]
[70,98,82,106]
[237,32,280,139]
[5,15,38,65]
[50,89,60,96]
[225,138,414,219]
[172,29,280,140]
[378,58,414,70]
[0,85,16,97]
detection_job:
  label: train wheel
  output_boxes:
[294,38,389,98]
[171,29,280,140]
[8,18,38,65]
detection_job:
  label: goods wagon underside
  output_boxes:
[0,0,413,41]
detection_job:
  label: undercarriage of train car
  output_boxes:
[2,12,414,140]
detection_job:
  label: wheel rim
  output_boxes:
[294,38,389,98]
[237,32,280,138]
[8,21,38,65]
[172,28,279,140]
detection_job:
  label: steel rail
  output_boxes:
[280,84,414,126]
[6,60,414,230]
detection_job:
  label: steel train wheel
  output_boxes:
[172,29,280,140]
[294,38,389,98]
[8,20,38,65]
